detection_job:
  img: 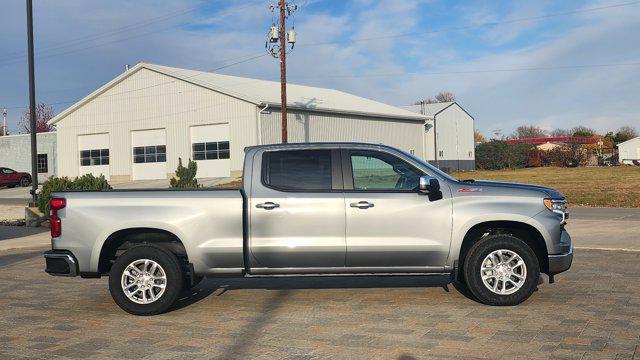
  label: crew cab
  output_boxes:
[44,143,572,315]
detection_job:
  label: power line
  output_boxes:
[0,1,264,66]
[1,52,269,110]
[293,61,640,80]
[297,0,640,48]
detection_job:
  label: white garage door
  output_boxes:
[132,129,167,180]
[78,133,110,181]
[190,124,230,178]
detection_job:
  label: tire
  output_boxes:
[463,234,539,306]
[109,245,184,316]
[19,177,29,187]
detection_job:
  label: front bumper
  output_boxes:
[548,245,573,275]
[44,250,78,277]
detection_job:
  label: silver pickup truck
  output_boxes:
[44,142,572,315]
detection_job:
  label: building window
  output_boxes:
[133,145,166,163]
[80,149,109,166]
[192,141,229,161]
[438,150,444,157]
[37,154,48,173]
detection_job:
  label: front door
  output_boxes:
[249,149,346,269]
[343,149,451,268]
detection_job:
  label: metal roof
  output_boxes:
[401,102,455,118]
[616,136,640,147]
[504,137,597,144]
[49,62,427,125]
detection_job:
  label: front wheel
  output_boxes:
[463,235,539,306]
[109,245,184,316]
[19,177,30,187]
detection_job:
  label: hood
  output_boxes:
[465,180,564,199]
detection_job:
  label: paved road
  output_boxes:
[0,248,638,359]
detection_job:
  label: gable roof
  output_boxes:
[617,136,640,146]
[49,62,427,125]
[401,101,463,118]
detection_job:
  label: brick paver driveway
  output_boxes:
[1,248,639,359]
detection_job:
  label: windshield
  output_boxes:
[397,149,459,183]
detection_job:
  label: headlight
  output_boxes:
[544,198,567,212]
[544,198,568,224]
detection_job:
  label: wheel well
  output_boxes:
[458,221,549,279]
[98,228,188,274]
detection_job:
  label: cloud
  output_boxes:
[0,0,638,137]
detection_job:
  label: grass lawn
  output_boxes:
[451,166,640,208]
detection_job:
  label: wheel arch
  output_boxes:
[97,227,189,274]
[456,220,549,279]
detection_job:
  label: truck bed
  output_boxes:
[52,189,245,275]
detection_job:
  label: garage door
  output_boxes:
[190,124,230,178]
[132,129,167,180]
[78,133,110,181]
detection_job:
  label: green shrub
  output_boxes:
[475,141,530,170]
[170,158,199,189]
[38,174,112,215]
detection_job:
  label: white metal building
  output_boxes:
[0,132,57,180]
[403,102,475,171]
[48,63,430,181]
[618,137,640,165]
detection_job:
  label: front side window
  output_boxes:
[80,149,109,166]
[350,151,422,191]
[263,150,332,191]
[133,145,166,163]
[192,141,230,160]
[37,154,48,173]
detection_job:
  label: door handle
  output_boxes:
[256,202,280,210]
[350,201,374,209]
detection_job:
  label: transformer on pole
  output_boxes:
[266,1,298,143]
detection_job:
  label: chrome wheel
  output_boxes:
[480,249,527,295]
[20,177,29,187]
[121,259,167,304]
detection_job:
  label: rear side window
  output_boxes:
[263,150,332,191]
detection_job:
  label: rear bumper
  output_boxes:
[44,250,78,277]
[548,245,573,275]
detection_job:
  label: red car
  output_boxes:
[0,167,32,188]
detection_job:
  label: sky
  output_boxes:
[1,0,639,137]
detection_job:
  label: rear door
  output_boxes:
[343,149,452,268]
[249,148,346,269]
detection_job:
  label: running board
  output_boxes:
[244,272,452,278]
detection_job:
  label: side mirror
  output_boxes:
[419,175,440,194]
[419,175,443,200]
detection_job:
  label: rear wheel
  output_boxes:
[109,245,184,316]
[19,177,29,187]
[463,234,539,306]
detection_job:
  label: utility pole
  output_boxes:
[2,109,6,136]
[26,0,38,205]
[266,1,297,143]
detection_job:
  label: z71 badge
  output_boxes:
[458,187,482,193]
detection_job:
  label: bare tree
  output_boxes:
[414,91,456,105]
[19,103,56,133]
[511,125,548,139]
[613,126,638,143]
[570,126,596,138]
[434,91,456,103]
[549,128,572,137]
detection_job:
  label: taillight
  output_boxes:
[50,197,66,238]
